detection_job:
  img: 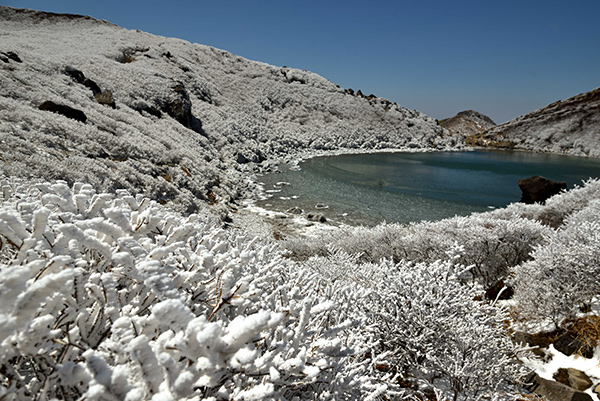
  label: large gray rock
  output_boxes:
[553,368,593,392]
[525,373,593,401]
[518,175,567,204]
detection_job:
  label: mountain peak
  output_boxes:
[439,110,496,137]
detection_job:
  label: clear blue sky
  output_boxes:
[3,0,600,123]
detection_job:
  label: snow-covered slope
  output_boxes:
[0,6,456,214]
[467,87,600,156]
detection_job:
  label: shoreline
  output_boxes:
[240,145,600,237]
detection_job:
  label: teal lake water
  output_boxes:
[256,150,600,226]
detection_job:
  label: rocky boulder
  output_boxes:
[1,50,22,63]
[553,368,593,392]
[94,91,116,108]
[518,175,567,204]
[525,373,593,401]
[160,83,193,127]
[38,101,87,123]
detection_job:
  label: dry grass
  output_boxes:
[565,315,600,353]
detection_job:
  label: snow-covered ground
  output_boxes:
[2,5,600,401]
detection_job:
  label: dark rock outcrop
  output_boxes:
[236,149,266,164]
[134,103,162,118]
[64,66,85,83]
[525,373,593,401]
[1,51,22,63]
[518,176,567,204]
[64,66,104,97]
[158,83,203,133]
[84,78,102,95]
[38,101,87,123]
[554,332,595,358]
[553,368,593,392]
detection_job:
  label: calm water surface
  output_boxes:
[256,150,600,226]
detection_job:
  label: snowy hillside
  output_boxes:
[467,87,600,156]
[0,6,456,215]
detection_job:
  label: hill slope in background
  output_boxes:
[0,6,457,214]
[467,87,600,156]
[439,110,496,137]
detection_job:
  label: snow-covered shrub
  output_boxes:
[285,213,550,288]
[0,177,533,400]
[304,248,529,400]
[532,178,600,227]
[0,179,379,400]
[512,200,600,328]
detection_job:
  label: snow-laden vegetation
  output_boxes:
[0,178,529,400]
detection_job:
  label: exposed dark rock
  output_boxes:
[64,66,102,95]
[286,207,303,214]
[554,332,594,358]
[158,83,204,133]
[133,103,162,118]
[236,152,250,164]
[84,78,102,95]
[38,101,87,123]
[307,213,327,223]
[236,149,266,164]
[94,91,116,108]
[553,368,593,392]
[64,66,85,83]
[518,176,567,204]
[524,373,593,401]
[1,51,22,63]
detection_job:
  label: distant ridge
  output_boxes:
[439,110,496,138]
[0,5,115,25]
[466,87,600,157]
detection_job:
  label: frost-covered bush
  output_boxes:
[303,248,529,401]
[0,178,530,400]
[512,200,600,328]
[285,213,550,287]
[0,179,380,400]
